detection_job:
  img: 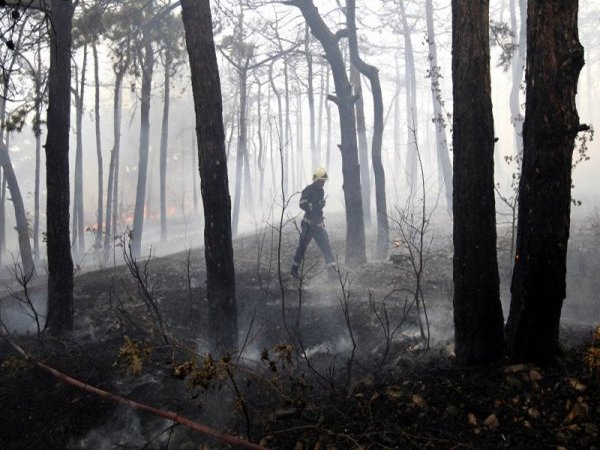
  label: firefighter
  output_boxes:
[291,166,337,280]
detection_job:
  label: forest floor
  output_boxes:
[0,219,599,449]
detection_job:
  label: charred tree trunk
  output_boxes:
[0,174,5,265]
[33,39,43,264]
[191,133,199,213]
[350,65,371,227]
[393,54,402,178]
[399,0,418,194]
[92,40,103,248]
[132,25,155,257]
[289,0,366,266]
[425,0,452,214]
[283,60,294,191]
[0,38,34,275]
[181,0,238,351]
[72,43,87,255]
[316,62,325,163]
[160,47,172,243]
[346,0,388,259]
[325,66,332,169]
[231,63,248,237]
[452,0,504,366]
[506,0,586,364]
[104,65,126,259]
[45,0,75,333]
[509,0,527,160]
[305,24,318,169]
[0,143,35,277]
[268,63,286,191]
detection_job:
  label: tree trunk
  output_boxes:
[325,66,332,169]
[255,77,265,206]
[92,40,103,248]
[45,0,75,333]
[296,88,304,183]
[351,65,371,227]
[305,25,318,170]
[180,0,238,352]
[393,54,402,179]
[346,0,388,258]
[0,174,5,266]
[132,24,155,257]
[284,60,294,191]
[160,48,172,242]
[425,0,452,215]
[509,0,527,159]
[104,66,125,259]
[231,64,248,237]
[0,39,34,275]
[399,0,418,195]
[452,0,504,366]
[191,133,199,213]
[33,39,43,265]
[506,0,585,365]
[291,0,366,266]
[316,62,325,163]
[72,43,87,255]
[268,63,286,192]
[0,143,35,277]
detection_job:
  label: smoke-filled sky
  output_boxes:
[4,0,599,258]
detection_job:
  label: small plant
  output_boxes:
[115,336,152,376]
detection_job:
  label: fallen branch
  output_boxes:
[0,330,267,450]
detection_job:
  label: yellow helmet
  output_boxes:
[313,166,328,182]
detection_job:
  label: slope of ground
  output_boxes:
[0,223,599,449]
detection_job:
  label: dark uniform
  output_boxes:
[291,181,336,277]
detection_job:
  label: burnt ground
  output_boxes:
[0,221,599,449]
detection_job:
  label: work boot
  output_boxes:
[327,265,338,281]
[291,265,300,279]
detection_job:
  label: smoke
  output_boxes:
[0,285,47,335]
[73,406,149,449]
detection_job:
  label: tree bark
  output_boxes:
[33,38,43,264]
[508,0,527,160]
[346,0,388,259]
[0,33,34,275]
[452,0,504,366]
[92,40,103,248]
[305,25,318,169]
[231,63,248,237]
[132,20,155,257]
[0,142,35,277]
[506,0,585,364]
[0,174,5,265]
[72,43,87,255]
[104,65,126,259]
[425,0,452,215]
[399,0,418,195]
[45,0,75,333]
[160,47,172,242]
[350,65,371,226]
[180,0,238,352]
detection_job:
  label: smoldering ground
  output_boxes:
[0,215,598,448]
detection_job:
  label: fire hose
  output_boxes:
[0,329,267,450]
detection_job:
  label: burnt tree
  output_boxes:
[181,0,238,351]
[345,0,389,259]
[45,0,75,333]
[452,0,504,366]
[506,0,586,364]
